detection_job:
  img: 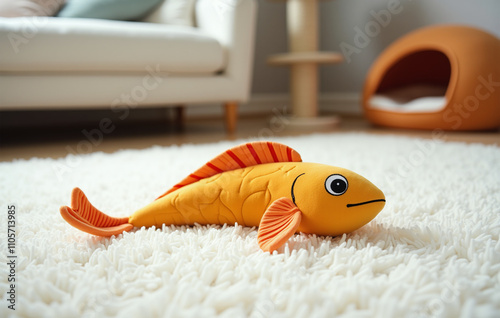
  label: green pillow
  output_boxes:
[57,0,164,21]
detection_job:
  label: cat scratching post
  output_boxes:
[268,0,343,127]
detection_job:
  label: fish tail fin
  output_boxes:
[60,187,133,237]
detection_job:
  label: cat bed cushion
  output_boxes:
[369,84,447,113]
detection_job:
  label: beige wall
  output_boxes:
[251,0,500,96]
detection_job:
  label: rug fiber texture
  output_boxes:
[1,133,499,317]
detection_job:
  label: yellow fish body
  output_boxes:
[61,142,386,252]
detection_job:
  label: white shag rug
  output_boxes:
[1,133,499,318]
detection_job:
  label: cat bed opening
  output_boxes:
[363,25,500,131]
[370,50,450,113]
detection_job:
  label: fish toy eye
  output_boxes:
[325,174,348,196]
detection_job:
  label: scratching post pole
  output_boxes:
[288,0,318,118]
[268,0,343,128]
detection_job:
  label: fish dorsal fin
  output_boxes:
[156,142,302,199]
[257,197,302,252]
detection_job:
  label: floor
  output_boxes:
[1,112,499,162]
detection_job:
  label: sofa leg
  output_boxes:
[223,102,238,134]
[173,105,185,131]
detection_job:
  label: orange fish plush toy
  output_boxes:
[60,142,386,252]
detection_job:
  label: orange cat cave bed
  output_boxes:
[363,25,500,131]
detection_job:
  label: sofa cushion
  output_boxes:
[143,0,196,27]
[57,0,163,21]
[0,17,226,74]
[0,0,65,17]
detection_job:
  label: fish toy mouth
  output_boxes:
[346,199,386,208]
[290,173,305,204]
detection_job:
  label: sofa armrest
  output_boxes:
[195,0,257,101]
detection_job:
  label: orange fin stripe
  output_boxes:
[206,162,223,173]
[259,142,275,163]
[277,143,288,162]
[156,142,303,199]
[252,143,268,162]
[226,150,247,168]
[267,142,279,162]
[219,156,239,170]
[217,154,239,171]
[189,174,203,181]
[246,143,262,164]
[286,146,293,162]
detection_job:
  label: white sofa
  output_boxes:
[0,0,257,133]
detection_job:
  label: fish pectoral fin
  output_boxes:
[257,197,302,253]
